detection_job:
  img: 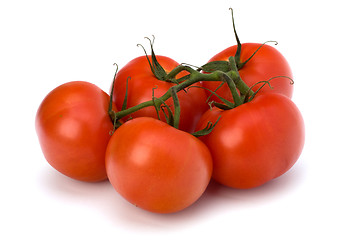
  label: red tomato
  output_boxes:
[105,117,213,213]
[35,81,116,182]
[196,93,304,189]
[112,55,208,133]
[202,43,293,103]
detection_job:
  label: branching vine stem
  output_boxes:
[110,9,292,129]
[114,69,238,120]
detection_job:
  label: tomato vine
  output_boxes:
[36,8,304,213]
[108,8,294,132]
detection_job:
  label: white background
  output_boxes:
[1,0,359,239]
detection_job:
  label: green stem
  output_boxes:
[166,64,198,80]
[226,71,253,97]
[171,88,180,129]
[227,56,254,103]
[114,61,258,120]
[229,8,242,67]
[220,71,241,107]
[108,63,118,114]
[115,70,224,120]
[108,63,122,131]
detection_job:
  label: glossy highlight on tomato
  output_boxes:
[33,9,307,216]
[112,55,208,133]
[105,117,213,213]
[196,93,304,189]
[35,81,116,182]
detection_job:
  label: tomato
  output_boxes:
[105,117,213,213]
[35,81,116,182]
[112,55,208,133]
[202,43,293,103]
[196,93,304,189]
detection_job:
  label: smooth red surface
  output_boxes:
[36,81,115,182]
[196,93,304,189]
[106,117,213,213]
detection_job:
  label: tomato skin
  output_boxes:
[202,43,293,102]
[105,117,213,213]
[196,93,304,189]
[113,55,208,133]
[35,81,116,182]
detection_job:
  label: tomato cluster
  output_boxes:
[36,11,304,214]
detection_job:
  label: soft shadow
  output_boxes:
[39,166,111,197]
[101,179,221,230]
[103,162,306,230]
[207,161,307,206]
[37,165,115,213]
[38,160,306,231]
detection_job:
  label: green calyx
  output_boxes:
[202,8,278,74]
[109,58,293,136]
[201,8,243,72]
[108,9,293,136]
[111,64,244,126]
[192,116,221,137]
[137,35,176,83]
